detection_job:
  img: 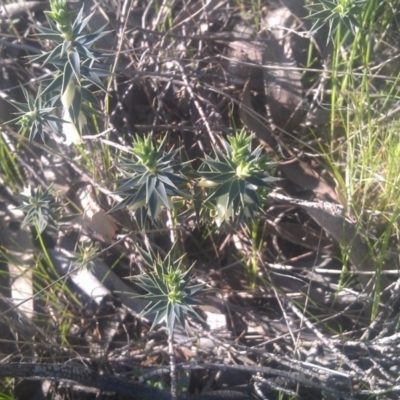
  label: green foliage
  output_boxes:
[33,4,110,86]
[19,185,61,233]
[47,0,74,40]
[113,135,191,220]
[198,131,277,226]
[0,386,15,400]
[9,1,111,144]
[306,0,366,36]
[3,0,400,396]
[133,246,205,333]
[70,244,99,270]
[8,86,63,141]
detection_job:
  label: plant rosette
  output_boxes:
[19,0,111,144]
[198,131,278,226]
[112,135,191,221]
[133,246,205,333]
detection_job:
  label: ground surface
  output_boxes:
[1,0,400,399]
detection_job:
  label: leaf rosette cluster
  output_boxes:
[198,131,277,225]
[113,135,191,221]
[133,247,205,332]
[19,186,61,233]
[12,0,111,144]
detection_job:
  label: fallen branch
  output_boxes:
[0,363,251,400]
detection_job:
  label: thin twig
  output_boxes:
[169,331,178,400]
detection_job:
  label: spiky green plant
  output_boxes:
[19,185,61,233]
[133,246,205,333]
[198,131,277,226]
[69,244,99,271]
[113,135,191,221]
[133,245,205,399]
[8,86,63,142]
[306,0,366,36]
[10,0,111,144]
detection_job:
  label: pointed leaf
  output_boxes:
[84,70,106,91]
[166,303,175,332]
[207,181,231,201]
[148,191,159,219]
[158,173,181,188]
[61,40,71,57]
[72,6,85,31]
[77,27,110,46]
[202,159,234,173]
[81,87,98,104]
[146,175,157,203]
[244,188,260,206]
[68,50,81,80]
[62,63,74,97]
[75,41,97,61]
[136,247,154,269]
[152,308,167,330]
[155,181,170,209]
[70,87,82,125]
[35,32,64,41]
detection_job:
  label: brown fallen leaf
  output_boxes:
[269,192,392,298]
[240,78,278,150]
[280,158,338,202]
[280,0,332,60]
[261,7,306,130]
[223,40,265,89]
[266,220,334,252]
[67,182,117,242]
